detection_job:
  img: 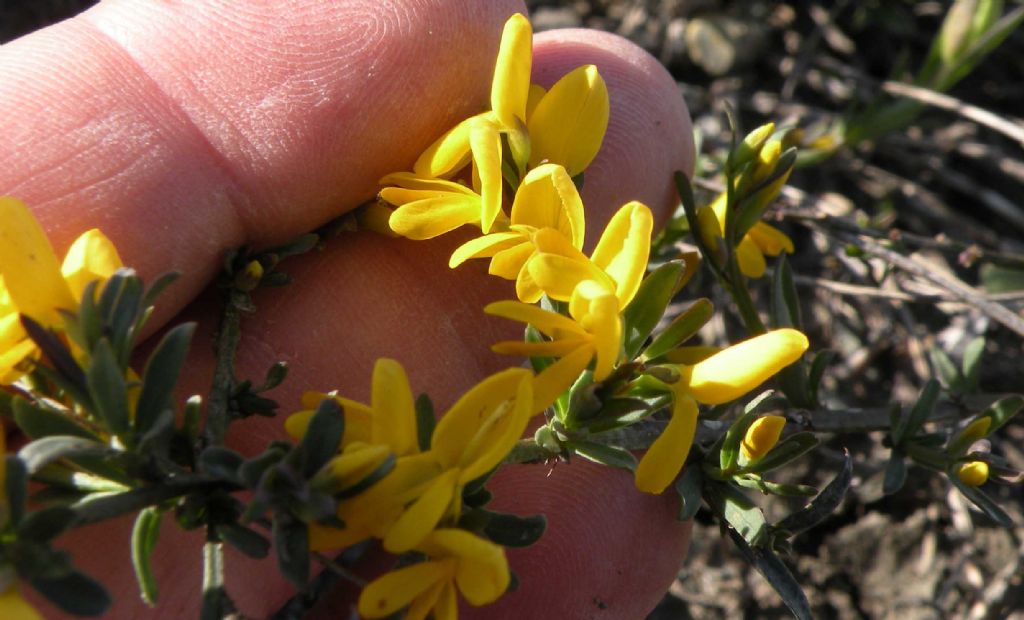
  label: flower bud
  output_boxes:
[741,415,787,462]
[957,460,990,487]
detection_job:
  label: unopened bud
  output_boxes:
[741,414,787,462]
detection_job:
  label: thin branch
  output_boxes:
[880,80,1024,147]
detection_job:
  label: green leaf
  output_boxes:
[481,511,547,548]
[961,337,985,393]
[642,298,714,361]
[720,409,760,474]
[734,476,817,497]
[142,271,180,309]
[883,452,908,496]
[929,348,964,392]
[734,147,797,239]
[622,261,685,358]
[951,477,1013,527]
[260,361,289,391]
[12,397,100,441]
[199,447,245,482]
[218,522,270,559]
[806,349,835,407]
[770,254,801,329]
[333,453,396,500]
[903,379,942,444]
[18,506,77,542]
[982,394,1024,435]
[980,262,1024,293]
[775,452,853,536]
[675,465,704,521]
[20,315,91,406]
[744,432,819,474]
[297,398,344,477]
[274,516,310,588]
[135,323,195,435]
[714,482,767,544]
[86,338,131,436]
[18,436,110,474]
[725,527,813,620]
[31,569,112,617]
[132,507,163,606]
[568,441,638,472]
[239,446,288,489]
[415,394,436,452]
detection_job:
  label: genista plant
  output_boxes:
[0,7,1021,620]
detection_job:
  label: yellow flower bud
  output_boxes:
[957,460,990,487]
[741,415,787,462]
[958,416,992,444]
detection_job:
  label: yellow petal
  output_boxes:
[514,256,543,303]
[431,368,533,477]
[684,329,809,405]
[383,468,459,553]
[590,201,653,307]
[635,394,699,494]
[746,222,794,256]
[0,308,28,358]
[388,196,481,240]
[957,461,989,487]
[370,359,419,456]
[412,117,474,178]
[485,300,584,338]
[380,173,477,195]
[527,64,609,176]
[490,13,532,130]
[358,561,447,618]
[433,582,458,620]
[735,236,767,278]
[488,242,534,281]
[0,197,74,325]
[469,118,505,233]
[528,253,611,302]
[530,344,594,413]
[357,202,398,237]
[0,585,43,620]
[696,203,723,250]
[449,232,523,269]
[422,529,510,606]
[525,84,547,121]
[510,164,585,247]
[741,415,786,462]
[0,338,37,385]
[60,229,123,302]
[319,443,392,487]
[569,281,622,380]
[491,338,589,358]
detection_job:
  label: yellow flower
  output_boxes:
[449,163,585,302]
[358,528,510,620]
[741,415,787,463]
[0,584,42,620]
[381,173,492,241]
[308,367,533,554]
[956,416,992,445]
[0,197,122,384]
[527,200,654,308]
[387,14,608,237]
[488,279,622,411]
[957,460,989,487]
[698,192,794,279]
[634,329,809,493]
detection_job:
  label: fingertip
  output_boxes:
[475,460,691,619]
[532,29,695,248]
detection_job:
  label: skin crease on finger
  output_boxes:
[1,4,696,620]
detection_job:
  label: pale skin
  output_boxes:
[0,1,696,618]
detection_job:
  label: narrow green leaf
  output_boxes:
[807,349,835,407]
[415,394,436,452]
[983,394,1024,435]
[770,254,801,329]
[31,569,111,616]
[5,456,27,525]
[725,527,813,620]
[961,337,985,393]
[642,298,714,361]
[274,516,310,588]
[952,477,1013,527]
[775,453,853,536]
[481,511,547,548]
[142,271,180,309]
[298,398,344,477]
[883,452,908,495]
[716,482,767,544]
[622,261,685,358]
[720,409,760,473]
[929,348,964,392]
[199,447,245,482]
[12,397,100,441]
[86,339,131,436]
[239,447,288,489]
[20,315,91,405]
[135,323,196,435]
[18,436,110,474]
[218,522,270,559]
[675,465,704,521]
[568,441,638,472]
[744,432,819,474]
[19,506,77,542]
[260,362,289,391]
[902,379,941,444]
[332,453,397,500]
[132,507,163,606]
